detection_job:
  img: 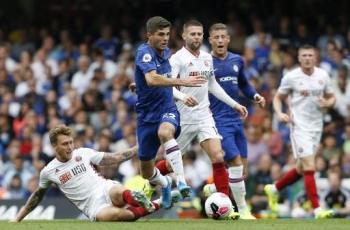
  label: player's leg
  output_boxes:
[158,111,191,198]
[108,182,155,212]
[200,138,230,196]
[137,122,172,208]
[264,129,303,213]
[96,204,158,221]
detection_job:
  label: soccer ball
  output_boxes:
[205,192,233,220]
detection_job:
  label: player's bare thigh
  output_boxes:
[108,183,127,207]
[200,138,224,163]
[95,205,134,221]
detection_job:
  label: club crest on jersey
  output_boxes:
[233,64,239,72]
[204,60,210,67]
[318,80,324,85]
[142,53,152,63]
[75,156,82,162]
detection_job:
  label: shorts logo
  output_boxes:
[233,64,239,72]
[162,113,176,120]
[298,147,303,153]
[142,53,152,62]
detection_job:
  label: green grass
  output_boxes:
[1,219,349,230]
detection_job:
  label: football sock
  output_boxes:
[149,168,168,188]
[122,190,139,207]
[212,162,230,196]
[303,170,320,209]
[127,202,159,219]
[164,139,186,184]
[275,168,302,191]
[228,165,248,213]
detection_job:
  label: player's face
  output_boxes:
[54,135,74,162]
[298,48,316,69]
[183,26,203,51]
[209,29,230,57]
[148,27,170,52]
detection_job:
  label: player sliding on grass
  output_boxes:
[265,44,335,219]
[12,125,181,222]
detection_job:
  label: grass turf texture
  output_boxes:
[1,219,349,230]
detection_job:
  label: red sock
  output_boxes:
[275,168,302,191]
[303,170,319,209]
[156,160,170,175]
[212,162,230,196]
[122,190,139,207]
[127,202,160,220]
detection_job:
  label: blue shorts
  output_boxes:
[217,123,247,161]
[137,110,181,161]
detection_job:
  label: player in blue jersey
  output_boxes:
[134,16,206,208]
[204,23,266,219]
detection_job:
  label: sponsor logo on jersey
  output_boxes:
[142,53,152,63]
[71,163,87,176]
[219,76,237,84]
[189,70,213,78]
[59,171,73,184]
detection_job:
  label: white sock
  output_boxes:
[149,168,168,188]
[271,184,278,193]
[164,139,186,185]
[228,165,248,213]
[314,207,322,215]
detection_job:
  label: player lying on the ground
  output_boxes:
[11,125,180,222]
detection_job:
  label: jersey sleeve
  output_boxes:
[135,49,157,74]
[278,74,293,95]
[324,73,334,94]
[79,148,105,165]
[237,57,257,100]
[39,168,51,189]
[169,54,181,78]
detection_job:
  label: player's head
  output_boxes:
[146,16,171,52]
[49,125,74,162]
[298,44,316,70]
[209,23,230,58]
[182,19,203,52]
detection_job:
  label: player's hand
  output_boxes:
[183,75,207,87]
[254,94,266,108]
[318,96,330,109]
[183,95,198,107]
[235,104,248,119]
[129,83,136,92]
[277,112,290,123]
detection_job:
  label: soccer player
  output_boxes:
[134,16,206,208]
[202,23,266,219]
[264,44,336,219]
[155,20,247,219]
[12,125,180,222]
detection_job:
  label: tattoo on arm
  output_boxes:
[100,146,138,166]
[25,188,46,212]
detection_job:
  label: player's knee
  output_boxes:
[157,128,173,142]
[209,149,225,163]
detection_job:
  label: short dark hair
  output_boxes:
[146,16,171,34]
[209,23,227,35]
[298,44,315,51]
[183,19,203,32]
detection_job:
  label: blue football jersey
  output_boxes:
[134,43,177,123]
[209,52,257,125]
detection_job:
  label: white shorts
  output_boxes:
[86,179,121,221]
[290,128,321,159]
[177,117,222,154]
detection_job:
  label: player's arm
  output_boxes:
[12,187,48,222]
[237,63,265,107]
[99,146,138,166]
[173,87,198,107]
[208,75,248,118]
[145,70,206,87]
[273,92,290,123]
[318,92,336,109]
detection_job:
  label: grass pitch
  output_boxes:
[1,219,349,230]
